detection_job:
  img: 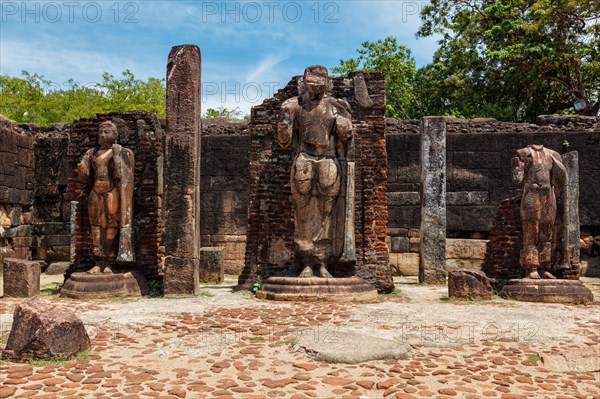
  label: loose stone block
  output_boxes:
[2,297,90,361]
[3,258,40,297]
[163,44,202,295]
[448,269,493,300]
[199,247,224,284]
[45,262,70,275]
[419,117,447,284]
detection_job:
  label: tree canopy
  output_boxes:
[0,70,166,125]
[418,0,600,120]
[334,0,599,121]
[332,36,419,119]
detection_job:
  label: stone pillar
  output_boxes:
[163,45,201,295]
[419,117,447,284]
[562,151,580,268]
[199,247,224,284]
[3,258,40,297]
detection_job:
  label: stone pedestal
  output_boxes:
[61,272,147,299]
[500,279,593,304]
[199,247,224,284]
[3,258,40,297]
[256,277,378,302]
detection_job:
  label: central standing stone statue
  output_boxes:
[277,65,354,278]
[77,121,135,273]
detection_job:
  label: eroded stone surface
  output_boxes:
[294,329,414,364]
[448,269,493,300]
[3,258,40,297]
[2,297,90,361]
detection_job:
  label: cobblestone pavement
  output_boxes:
[1,277,599,399]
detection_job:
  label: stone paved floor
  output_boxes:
[0,276,599,399]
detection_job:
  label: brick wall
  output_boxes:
[0,115,35,264]
[65,111,164,281]
[200,120,250,274]
[238,72,392,293]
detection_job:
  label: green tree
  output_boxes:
[332,36,419,119]
[204,106,243,119]
[0,70,166,125]
[418,0,600,120]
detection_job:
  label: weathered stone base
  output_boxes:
[256,277,378,302]
[61,271,147,299]
[500,279,594,304]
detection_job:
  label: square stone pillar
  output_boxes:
[163,45,202,295]
[561,151,580,268]
[3,258,40,297]
[419,117,447,284]
[199,247,224,284]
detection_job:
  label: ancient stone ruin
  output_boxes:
[0,45,599,303]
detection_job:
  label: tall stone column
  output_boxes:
[419,117,447,284]
[163,45,201,295]
[561,151,580,268]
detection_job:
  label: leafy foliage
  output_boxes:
[0,70,166,125]
[418,0,600,120]
[332,36,419,119]
[204,106,243,119]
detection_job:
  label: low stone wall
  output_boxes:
[390,238,487,276]
[200,124,250,275]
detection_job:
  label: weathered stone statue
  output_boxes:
[511,144,569,279]
[77,121,135,273]
[277,65,354,278]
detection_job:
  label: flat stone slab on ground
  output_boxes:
[542,348,600,373]
[293,328,414,364]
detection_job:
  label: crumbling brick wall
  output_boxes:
[28,125,70,263]
[0,115,35,264]
[200,120,251,275]
[238,72,392,293]
[65,111,164,281]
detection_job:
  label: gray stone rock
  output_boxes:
[45,262,70,275]
[293,328,414,364]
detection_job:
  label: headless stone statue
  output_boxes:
[511,145,569,279]
[77,121,135,273]
[277,65,354,278]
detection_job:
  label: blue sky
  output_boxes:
[0,0,438,115]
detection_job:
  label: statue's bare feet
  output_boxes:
[543,271,556,279]
[299,266,313,278]
[88,266,101,274]
[529,271,541,279]
[319,265,333,278]
[102,266,114,274]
